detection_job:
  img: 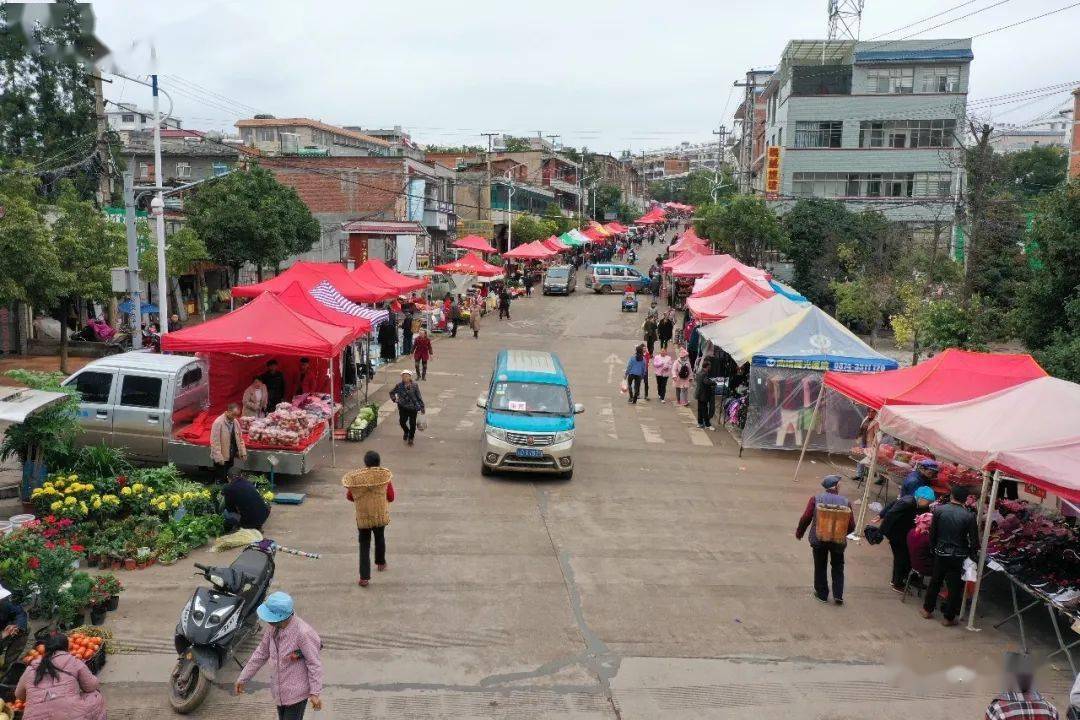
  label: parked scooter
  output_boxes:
[168,539,320,714]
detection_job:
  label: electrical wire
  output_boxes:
[896,0,1016,40]
[867,0,984,39]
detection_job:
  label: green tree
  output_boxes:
[693,195,784,267]
[649,169,732,206]
[780,199,852,307]
[139,227,209,282]
[509,213,559,245]
[591,184,621,220]
[541,203,572,237]
[503,136,531,153]
[51,181,125,371]
[917,296,995,352]
[0,168,61,311]
[1010,180,1080,354]
[186,166,319,280]
[0,1,103,199]
[1002,145,1068,202]
[831,278,882,335]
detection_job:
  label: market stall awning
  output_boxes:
[877,376,1080,501]
[274,282,372,339]
[669,227,707,252]
[690,264,772,296]
[434,251,503,277]
[568,229,595,245]
[698,294,807,348]
[662,243,710,270]
[723,305,898,371]
[559,231,584,247]
[671,253,738,278]
[162,291,353,358]
[503,241,557,259]
[581,227,606,243]
[354,259,428,294]
[824,349,1047,410]
[310,280,389,329]
[231,262,392,303]
[588,221,612,237]
[452,235,499,254]
[686,281,773,322]
[604,222,629,234]
[541,236,569,252]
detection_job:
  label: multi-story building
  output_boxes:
[638,142,721,182]
[988,118,1072,153]
[106,102,182,137]
[731,69,774,193]
[236,116,391,157]
[760,39,972,227]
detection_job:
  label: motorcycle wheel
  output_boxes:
[169,657,212,714]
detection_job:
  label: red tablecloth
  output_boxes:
[175,411,326,452]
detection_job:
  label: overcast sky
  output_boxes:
[92,0,1080,154]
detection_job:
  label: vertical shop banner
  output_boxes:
[407,178,426,223]
[765,146,781,199]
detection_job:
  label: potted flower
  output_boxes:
[97,574,123,611]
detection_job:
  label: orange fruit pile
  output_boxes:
[21,633,102,664]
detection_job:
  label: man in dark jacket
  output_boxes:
[694,358,716,429]
[880,486,935,593]
[222,470,271,532]
[259,359,286,412]
[796,475,855,605]
[389,369,425,445]
[921,485,979,626]
[0,584,28,670]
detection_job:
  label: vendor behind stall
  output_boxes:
[901,459,939,497]
[259,359,286,411]
[0,582,28,670]
[297,357,322,395]
[242,376,269,418]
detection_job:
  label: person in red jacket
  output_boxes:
[342,450,396,587]
[412,328,433,380]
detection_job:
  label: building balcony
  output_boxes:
[548,178,580,196]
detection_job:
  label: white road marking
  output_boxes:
[596,396,619,440]
[641,424,664,444]
[688,427,713,446]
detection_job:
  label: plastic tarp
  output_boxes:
[434,251,503,277]
[824,349,1046,410]
[452,235,499,254]
[161,291,353,358]
[686,281,773,322]
[876,376,1080,502]
[354,259,428,294]
[698,295,808,348]
[690,265,772,296]
[741,366,866,452]
[231,262,392,303]
[503,241,557,259]
[275,282,372,339]
[725,305,897,371]
[671,253,737,278]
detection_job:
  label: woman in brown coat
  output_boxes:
[342,450,395,587]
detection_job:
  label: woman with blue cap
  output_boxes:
[235,591,324,719]
[879,485,936,594]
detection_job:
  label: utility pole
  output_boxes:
[480,132,499,222]
[90,73,112,205]
[712,124,727,202]
[123,172,143,349]
[151,70,169,333]
[545,134,560,149]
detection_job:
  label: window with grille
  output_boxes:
[794,121,843,148]
[922,66,961,93]
[256,128,275,142]
[176,162,191,178]
[866,67,913,94]
[791,172,920,198]
[859,120,957,148]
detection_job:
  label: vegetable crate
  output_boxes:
[346,415,377,442]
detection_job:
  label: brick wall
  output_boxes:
[261,156,404,218]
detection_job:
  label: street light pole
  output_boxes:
[151,70,169,333]
[505,168,516,250]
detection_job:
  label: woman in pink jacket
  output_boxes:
[671,348,693,406]
[15,633,106,720]
[652,347,674,403]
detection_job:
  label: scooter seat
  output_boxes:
[230,548,270,587]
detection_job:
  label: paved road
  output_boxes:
[103,260,1073,719]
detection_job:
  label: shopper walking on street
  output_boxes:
[657,311,674,350]
[984,652,1059,720]
[342,450,395,587]
[879,486,935,593]
[652,347,673,403]
[642,314,658,356]
[401,306,414,356]
[625,346,647,404]
[795,475,854,605]
[469,296,481,338]
[389,369,425,445]
[694,358,716,428]
[921,485,978,626]
[235,592,323,720]
[449,296,461,337]
[412,328,432,380]
[672,348,692,406]
[498,287,511,320]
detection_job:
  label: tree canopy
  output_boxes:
[186,165,319,275]
[649,169,732,207]
[693,195,784,268]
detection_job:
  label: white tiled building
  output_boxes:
[761,39,972,226]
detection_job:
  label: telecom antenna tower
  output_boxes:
[827,0,865,40]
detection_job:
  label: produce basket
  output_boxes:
[346,415,377,442]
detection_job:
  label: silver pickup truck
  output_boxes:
[63,352,329,475]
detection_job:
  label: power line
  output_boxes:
[896,0,1016,40]
[868,0,983,39]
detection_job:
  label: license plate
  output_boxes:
[515,448,543,458]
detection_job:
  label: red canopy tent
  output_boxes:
[274,282,372,338]
[691,265,772,298]
[503,241,557,260]
[163,291,353,357]
[434,251,503,277]
[671,253,739,278]
[604,222,629,234]
[354,259,428,294]
[541,236,569,252]
[662,243,710,270]
[452,235,499,254]
[824,349,1047,411]
[231,262,393,304]
[581,227,606,243]
[669,231,709,253]
[350,262,407,299]
[686,281,773,322]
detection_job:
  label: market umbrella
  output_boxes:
[452,235,499,254]
[434,251,503,277]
